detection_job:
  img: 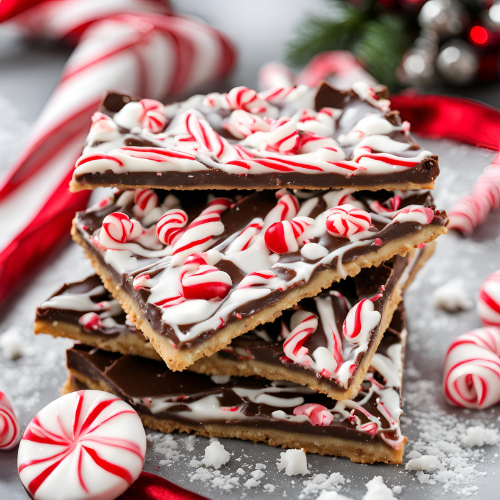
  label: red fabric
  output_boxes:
[391,94,500,151]
[118,472,209,500]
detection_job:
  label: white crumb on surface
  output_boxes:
[191,467,240,490]
[0,327,24,360]
[392,485,403,494]
[277,449,309,476]
[461,426,499,447]
[202,441,231,469]
[362,476,395,500]
[264,484,275,492]
[300,472,346,497]
[251,469,265,480]
[432,280,474,312]
[256,463,266,470]
[185,435,196,451]
[244,477,260,488]
[148,433,182,466]
[237,468,245,475]
[189,458,201,467]
[316,491,353,500]
[406,455,441,472]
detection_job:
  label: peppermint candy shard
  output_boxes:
[156,209,188,246]
[391,205,434,225]
[17,390,146,500]
[478,270,500,327]
[100,212,143,247]
[0,391,20,451]
[326,204,371,238]
[264,216,314,254]
[293,403,333,426]
[132,189,158,219]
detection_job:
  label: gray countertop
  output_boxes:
[0,4,499,499]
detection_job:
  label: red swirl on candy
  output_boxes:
[283,313,318,366]
[224,110,272,140]
[226,221,263,253]
[183,112,231,159]
[114,99,168,133]
[342,296,382,346]
[156,209,188,246]
[264,216,314,254]
[478,270,500,327]
[444,327,500,409]
[132,189,158,219]
[204,86,267,114]
[18,390,146,500]
[237,270,277,289]
[325,204,371,238]
[266,117,299,154]
[392,205,434,225]
[293,403,333,426]
[369,195,401,214]
[78,312,102,331]
[179,254,232,301]
[99,212,143,248]
[0,391,19,451]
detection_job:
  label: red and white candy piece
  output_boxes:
[114,99,168,133]
[226,221,263,254]
[99,212,143,248]
[478,270,500,327]
[293,403,333,426]
[443,327,500,409]
[87,112,120,143]
[0,391,19,451]
[132,189,158,219]
[342,298,382,346]
[204,86,267,114]
[283,313,318,366]
[266,117,299,154]
[264,216,313,254]
[326,204,371,238]
[78,312,102,331]
[18,390,146,500]
[171,198,231,266]
[224,110,272,139]
[179,253,232,301]
[237,270,277,289]
[156,209,188,246]
[391,205,434,225]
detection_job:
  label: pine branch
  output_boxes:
[286,2,368,66]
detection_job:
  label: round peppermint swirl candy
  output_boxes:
[18,390,146,500]
[478,270,500,327]
[444,327,500,409]
[114,99,168,133]
[325,204,371,238]
[132,189,158,219]
[0,391,19,451]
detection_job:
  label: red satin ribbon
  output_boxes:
[119,472,209,500]
[391,93,500,151]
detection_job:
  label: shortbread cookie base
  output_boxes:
[34,319,161,361]
[62,374,406,464]
[72,221,445,371]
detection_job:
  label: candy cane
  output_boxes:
[18,390,146,500]
[225,221,263,254]
[258,85,310,105]
[326,204,371,238]
[0,391,19,451]
[265,117,299,154]
[293,403,333,427]
[99,212,143,248]
[391,205,434,225]
[171,198,231,266]
[263,193,300,227]
[444,327,500,409]
[342,297,382,346]
[478,270,500,327]
[264,216,314,254]
[223,110,272,140]
[283,313,318,366]
[156,209,188,246]
[237,270,277,289]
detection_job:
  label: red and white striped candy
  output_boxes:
[326,204,371,238]
[78,312,102,331]
[114,99,168,133]
[18,390,146,500]
[283,313,318,366]
[226,221,263,253]
[448,195,484,236]
[237,270,277,289]
[263,193,300,228]
[478,270,500,327]
[224,110,272,140]
[0,391,19,451]
[264,216,313,254]
[342,298,381,346]
[258,85,309,105]
[296,107,337,136]
[369,196,401,214]
[132,189,158,219]
[266,117,299,154]
[87,112,120,143]
[183,112,231,159]
[99,212,143,248]
[392,205,434,225]
[293,403,333,426]
[156,209,188,246]
[204,86,267,114]
[171,198,231,266]
[179,253,232,301]
[444,327,500,409]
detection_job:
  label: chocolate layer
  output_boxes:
[70,82,439,192]
[65,306,407,460]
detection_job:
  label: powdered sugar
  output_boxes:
[406,455,441,471]
[461,426,499,448]
[433,280,474,312]
[362,476,395,500]
[203,441,231,469]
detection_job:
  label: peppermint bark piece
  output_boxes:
[36,246,431,400]
[62,306,409,464]
[71,188,447,371]
[70,82,439,193]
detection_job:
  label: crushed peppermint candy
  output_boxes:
[277,449,310,476]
